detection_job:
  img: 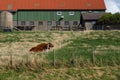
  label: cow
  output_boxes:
[30,43,54,52]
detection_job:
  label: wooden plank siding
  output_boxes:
[13,11,81,30]
[13,11,80,21]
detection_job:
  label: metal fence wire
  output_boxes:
[0,47,120,69]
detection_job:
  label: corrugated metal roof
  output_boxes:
[0,0,106,10]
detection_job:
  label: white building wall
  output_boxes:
[0,11,13,30]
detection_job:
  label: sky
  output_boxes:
[104,0,120,13]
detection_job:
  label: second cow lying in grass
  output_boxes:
[30,43,54,52]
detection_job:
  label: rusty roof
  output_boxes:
[0,0,106,11]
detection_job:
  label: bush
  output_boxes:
[97,12,120,25]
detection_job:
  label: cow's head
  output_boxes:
[47,43,54,49]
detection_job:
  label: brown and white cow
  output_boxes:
[29,43,54,52]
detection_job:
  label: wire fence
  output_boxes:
[0,46,119,69]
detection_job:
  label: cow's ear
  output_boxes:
[46,43,50,49]
[47,43,50,47]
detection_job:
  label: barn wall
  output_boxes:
[13,20,80,30]
[13,11,80,21]
[13,11,81,30]
[0,12,1,30]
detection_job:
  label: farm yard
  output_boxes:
[0,30,120,80]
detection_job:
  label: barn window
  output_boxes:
[21,21,26,26]
[73,21,78,25]
[57,11,62,15]
[38,21,43,26]
[47,21,52,26]
[30,21,34,26]
[64,21,69,25]
[56,21,61,25]
[69,11,74,15]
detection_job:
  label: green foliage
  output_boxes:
[97,13,120,25]
[112,13,120,24]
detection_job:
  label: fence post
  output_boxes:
[62,56,64,67]
[53,50,55,67]
[10,53,13,68]
[118,48,120,54]
[92,47,95,65]
[71,51,76,66]
[60,40,61,48]
[26,53,29,66]
[102,25,104,30]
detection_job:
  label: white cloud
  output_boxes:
[104,0,120,13]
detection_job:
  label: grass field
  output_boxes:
[0,30,120,80]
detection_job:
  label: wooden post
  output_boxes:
[10,53,13,68]
[72,52,75,66]
[62,56,64,67]
[118,48,120,54]
[92,47,95,65]
[53,50,55,67]
[26,53,29,66]
[59,40,61,48]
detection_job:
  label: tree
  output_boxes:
[97,13,120,25]
[111,13,120,24]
